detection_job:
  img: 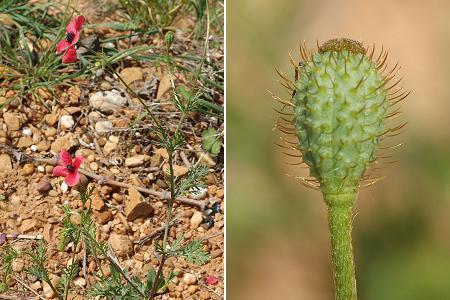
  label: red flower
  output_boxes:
[53,149,84,186]
[205,275,218,286]
[57,15,85,63]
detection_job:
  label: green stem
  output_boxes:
[324,193,357,300]
[148,150,176,299]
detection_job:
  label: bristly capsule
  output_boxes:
[273,38,408,194]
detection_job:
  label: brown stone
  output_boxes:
[114,118,130,128]
[125,188,154,221]
[163,164,188,177]
[44,127,57,137]
[0,154,12,172]
[68,86,81,103]
[108,233,133,257]
[112,193,124,204]
[116,213,131,231]
[211,249,223,259]
[36,88,52,100]
[20,164,35,176]
[70,214,81,225]
[19,219,37,232]
[43,275,60,299]
[86,193,105,211]
[43,224,53,242]
[157,74,171,100]
[96,209,113,225]
[120,67,143,85]
[51,134,79,153]
[45,113,59,126]
[36,180,52,194]
[190,211,203,229]
[215,189,224,199]
[154,148,169,160]
[16,136,33,148]
[100,185,113,196]
[36,140,51,152]
[150,153,162,167]
[3,112,22,131]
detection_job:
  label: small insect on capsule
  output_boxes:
[292,61,305,97]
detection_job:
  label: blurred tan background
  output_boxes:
[227,0,450,299]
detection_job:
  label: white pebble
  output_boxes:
[61,182,68,193]
[108,135,119,144]
[95,120,113,135]
[37,166,45,172]
[30,145,38,152]
[22,127,32,136]
[60,115,74,129]
[189,187,208,200]
[183,273,197,285]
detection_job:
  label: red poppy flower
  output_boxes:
[205,275,218,286]
[53,149,85,186]
[57,15,85,63]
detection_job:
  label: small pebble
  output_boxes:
[109,135,119,143]
[183,273,197,286]
[90,162,99,171]
[187,285,199,294]
[61,182,68,193]
[44,127,57,137]
[73,277,86,287]
[37,180,52,194]
[22,127,32,136]
[21,164,35,176]
[95,120,113,135]
[10,194,21,206]
[190,211,203,229]
[70,214,81,225]
[189,187,207,200]
[60,115,74,129]
[103,141,118,154]
[31,281,42,291]
[48,190,58,197]
[112,193,123,203]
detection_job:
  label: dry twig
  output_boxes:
[0,144,205,209]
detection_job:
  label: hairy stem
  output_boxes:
[149,150,176,299]
[324,193,357,300]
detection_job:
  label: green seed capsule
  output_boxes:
[292,38,390,194]
[275,38,408,300]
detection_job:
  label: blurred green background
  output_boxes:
[227,0,450,299]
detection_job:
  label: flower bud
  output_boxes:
[165,31,175,49]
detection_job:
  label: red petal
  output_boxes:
[72,31,81,45]
[59,148,72,165]
[67,15,83,34]
[74,15,85,32]
[62,46,78,64]
[65,173,80,186]
[66,16,76,33]
[53,165,69,177]
[73,156,85,169]
[56,39,71,54]
[205,275,218,285]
